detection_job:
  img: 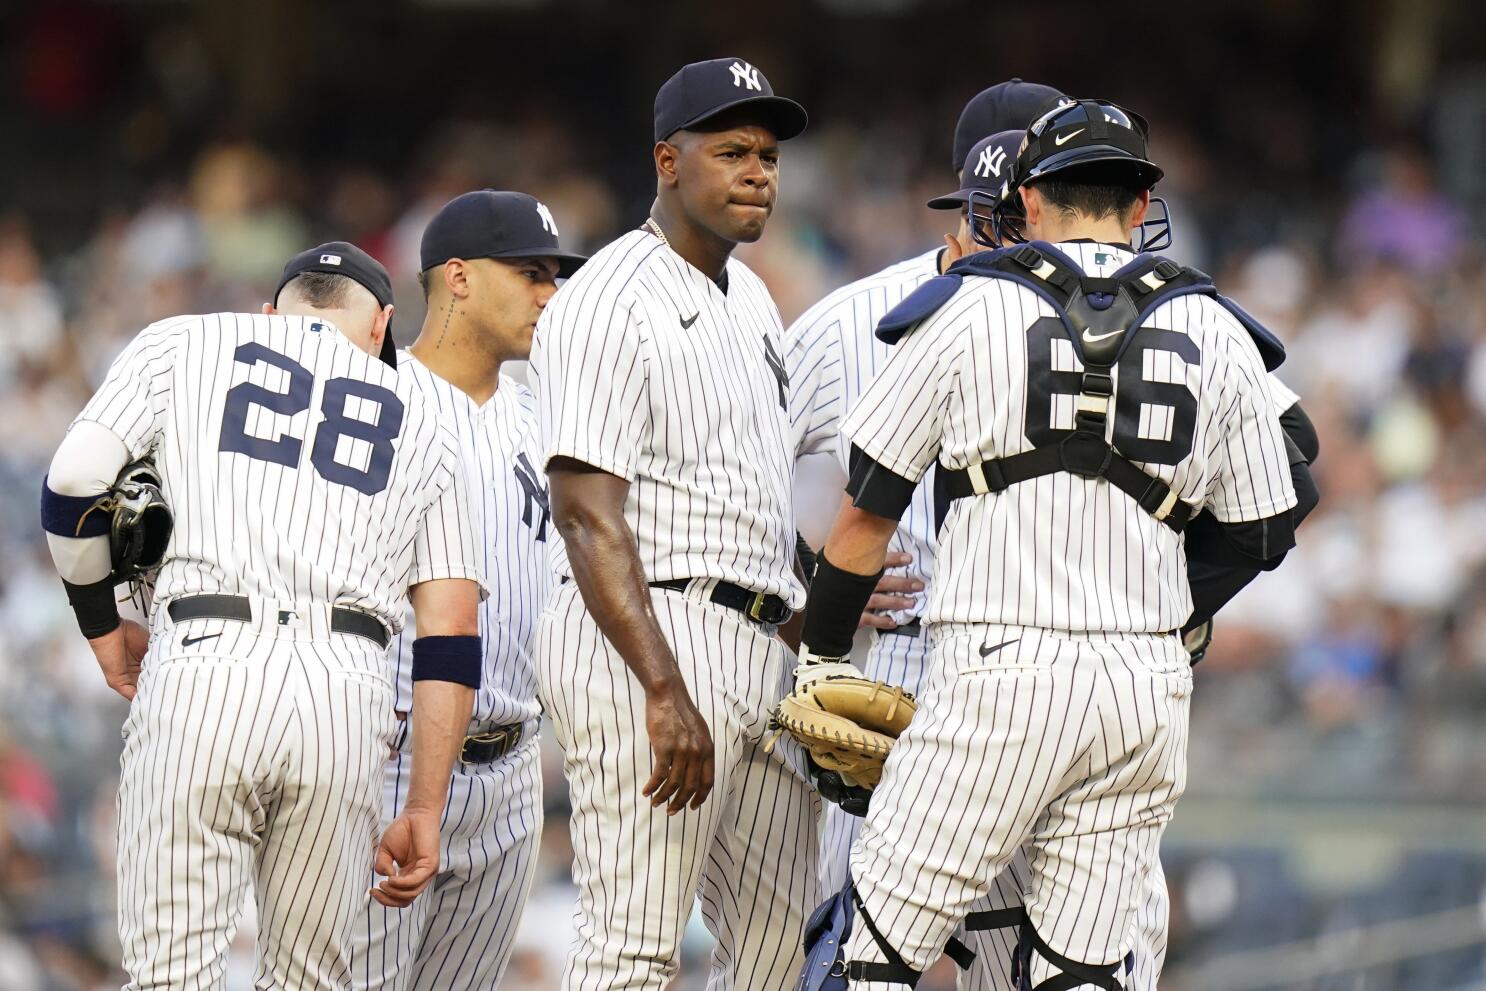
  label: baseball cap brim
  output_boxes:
[480,246,589,279]
[667,95,808,142]
[927,190,976,210]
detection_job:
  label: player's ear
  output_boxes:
[371,303,394,353]
[1020,185,1041,229]
[1126,189,1151,231]
[261,302,277,316]
[442,259,470,300]
[654,139,680,187]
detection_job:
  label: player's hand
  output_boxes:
[642,681,714,815]
[88,619,149,700]
[858,552,923,630]
[371,808,441,908]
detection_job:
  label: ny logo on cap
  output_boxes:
[320,254,342,265]
[975,145,1007,179]
[729,61,761,92]
[536,202,559,236]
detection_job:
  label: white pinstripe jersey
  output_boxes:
[786,247,941,623]
[70,313,482,632]
[844,242,1297,633]
[531,229,804,607]
[389,353,548,725]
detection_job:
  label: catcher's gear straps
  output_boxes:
[1007,915,1132,991]
[875,242,1287,534]
[845,886,976,986]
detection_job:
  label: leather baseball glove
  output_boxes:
[771,676,916,791]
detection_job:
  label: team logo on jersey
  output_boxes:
[536,202,559,236]
[319,254,342,265]
[729,61,762,91]
[513,452,550,542]
[762,336,788,410]
[974,145,1007,179]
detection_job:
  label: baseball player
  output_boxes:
[350,190,586,991]
[40,243,484,990]
[793,99,1318,989]
[788,82,1064,991]
[529,58,819,990]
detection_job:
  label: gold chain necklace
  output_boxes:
[643,217,671,248]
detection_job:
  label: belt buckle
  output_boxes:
[460,724,520,765]
[747,590,768,623]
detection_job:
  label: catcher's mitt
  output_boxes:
[771,676,916,790]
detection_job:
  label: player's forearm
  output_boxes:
[549,466,684,695]
[800,500,899,658]
[405,679,474,814]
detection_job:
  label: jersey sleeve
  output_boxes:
[71,318,183,459]
[409,438,487,595]
[531,293,647,480]
[840,311,966,482]
[785,305,847,459]
[1204,331,1298,523]
[1267,372,1300,411]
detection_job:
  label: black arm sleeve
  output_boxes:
[61,577,121,639]
[1183,446,1320,630]
[1279,400,1319,464]
[800,554,883,658]
[845,445,918,521]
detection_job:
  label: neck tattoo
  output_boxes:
[435,302,453,349]
[643,217,671,249]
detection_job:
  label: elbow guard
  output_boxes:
[412,635,482,689]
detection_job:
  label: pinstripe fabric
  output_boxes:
[348,356,550,990]
[350,739,543,991]
[844,627,1191,988]
[530,230,805,609]
[73,312,483,990]
[72,313,482,633]
[537,581,820,991]
[786,249,942,623]
[843,242,1297,632]
[117,617,396,990]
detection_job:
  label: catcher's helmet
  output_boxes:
[994,98,1173,250]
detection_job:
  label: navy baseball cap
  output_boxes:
[653,58,808,142]
[420,190,587,279]
[928,130,1025,210]
[952,78,1068,172]
[275,241,397,368]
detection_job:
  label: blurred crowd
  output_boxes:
[1,3,1485,988]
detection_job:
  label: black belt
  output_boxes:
[648,578,792,626]
[166,594,390,650]
[460,723,524,765]
[882,619,923,637]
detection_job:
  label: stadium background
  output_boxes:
[2,0,1485,987]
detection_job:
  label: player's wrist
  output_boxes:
[793,648,862,687]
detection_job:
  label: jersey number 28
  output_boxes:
[218,342,404,495]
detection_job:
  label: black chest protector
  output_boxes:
[876,242,1285,534]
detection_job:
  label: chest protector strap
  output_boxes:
[935,244,1227,532]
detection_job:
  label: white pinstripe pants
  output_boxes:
[118,611,397,990]
[537,581,821,991]
[844,625,1190,990]
[348,730,543,991]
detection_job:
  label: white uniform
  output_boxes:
[837,242,1296,988]
[64,313,481,990]
[531,229,819,990]
[350,355,548,991]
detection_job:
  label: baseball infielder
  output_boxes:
[794,100,1318,989]
[351,190,585,991]
[40,243,483,990]
[530,58,819,989]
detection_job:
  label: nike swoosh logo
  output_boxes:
[1081,327,1124,343]
[680,312,699,329]
[978,639,1019,658]
[1054,128,1084,146]
[181,632,222,648]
